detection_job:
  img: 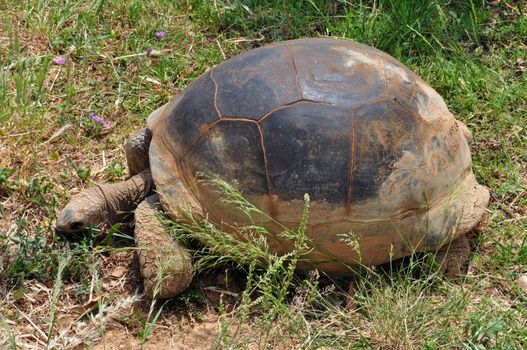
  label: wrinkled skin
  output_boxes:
[55,129,194,300]
[55,170,153,239]
[134,194,193,298]
[435,234,471,278]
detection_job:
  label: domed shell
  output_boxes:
[147,38,489,272]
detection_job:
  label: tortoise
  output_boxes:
[55,38,490,299]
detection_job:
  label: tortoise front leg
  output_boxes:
[135,194,193,299]
[434,234,470,278]
[126,128,152,176]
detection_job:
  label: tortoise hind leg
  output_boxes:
[434,234,470,279]
[126,128,152,176]
[135,194,193,299]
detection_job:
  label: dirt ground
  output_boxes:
[93,316,222,350]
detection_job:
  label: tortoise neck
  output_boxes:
[97,169,154,224]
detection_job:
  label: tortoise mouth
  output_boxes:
[55,226,92,242]
[54,224,107,242]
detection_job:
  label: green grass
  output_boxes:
[1,0,526,348]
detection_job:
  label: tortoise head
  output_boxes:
[55,187,113,241]
[55,170,154,241]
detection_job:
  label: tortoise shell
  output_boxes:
[147,38,489,272]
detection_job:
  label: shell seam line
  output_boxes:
[220,116,258,123]
[257,98,332,122]
[257,124,273,198]
[179,119,222,158]
[291,57,303,99]
[210,69,222,118]
[160,131,184,162]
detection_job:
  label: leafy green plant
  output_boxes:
[74,165,91,183]
[4,223,56,282]
[0,167,14,193]
[106,160,126,180]
[3,222,96,287]
[463,319,505,350]
[1,315,16,350]
[26,177,58,210]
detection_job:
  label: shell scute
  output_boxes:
[351,100,420,204]
[164,72,219,157]
[260,101,352,203]
[293,41,388,107]
[213,45,302,119]
[182,120,267,196]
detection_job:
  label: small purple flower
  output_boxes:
[146,47,153,56]
[53,56,66,65]
[89,113,110,129]
[155,31,165,38]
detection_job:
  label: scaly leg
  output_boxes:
[125,128,152,176]
[135,194,193,299]
[435,234,470,278]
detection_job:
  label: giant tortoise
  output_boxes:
[55,38,490,299]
